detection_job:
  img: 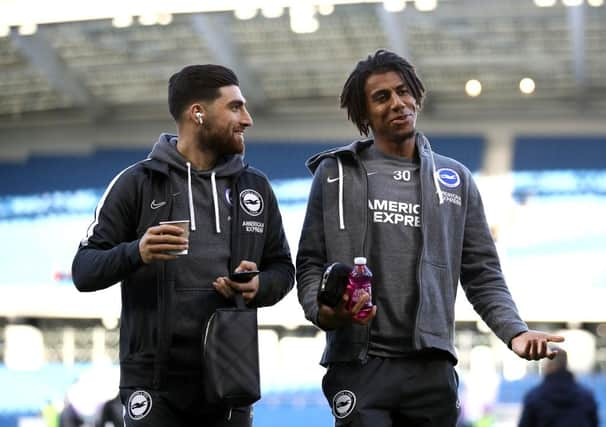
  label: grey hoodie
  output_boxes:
[150,133,245,232]
[296,132,528,365]
[149,134,246,292]
[148,134,247,371]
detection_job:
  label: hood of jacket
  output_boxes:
[149,133,245,177]
[305,132,445,231]
[146,133,246,233]
[305,132,434,172]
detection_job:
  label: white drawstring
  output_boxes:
[186,162,197,231]
[211,171,221,233]
[432,169,445,205]
[331,137,443,233]
[186,163,220,233]
[337,157,345,230]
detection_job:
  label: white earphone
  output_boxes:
[195,112,203,124]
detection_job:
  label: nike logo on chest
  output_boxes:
[327,171,376,183]
[150,200,167,209]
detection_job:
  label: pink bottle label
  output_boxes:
[347,281,372,319]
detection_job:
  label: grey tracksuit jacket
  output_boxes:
[296,132,528,366]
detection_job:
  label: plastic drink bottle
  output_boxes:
[346,257,373,320]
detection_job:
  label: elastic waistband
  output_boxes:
[376,348,455,363]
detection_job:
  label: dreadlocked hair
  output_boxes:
[340,49,426,136]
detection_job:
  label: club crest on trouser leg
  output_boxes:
[127,390,152,420]
[332,390,356,419]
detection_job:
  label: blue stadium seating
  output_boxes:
[0,136,484,196]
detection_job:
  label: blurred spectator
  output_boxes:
[59,400,84,427]
[518,348,598,427]
[94,393,123,427]
[41,399,59,427]
[474,410,496,427]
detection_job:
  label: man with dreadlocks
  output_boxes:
[296,49,564,426]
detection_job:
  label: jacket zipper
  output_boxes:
[153,173,174,389]
[355,152,371,362]
[412,140,426,350]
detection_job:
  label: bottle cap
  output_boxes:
[354,256,367,265]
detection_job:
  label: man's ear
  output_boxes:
[189,103,206,125]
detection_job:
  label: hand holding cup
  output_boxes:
[139,220,190,264]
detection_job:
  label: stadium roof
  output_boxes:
[1,0,605,124]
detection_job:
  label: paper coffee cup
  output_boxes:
[159,220,190,255]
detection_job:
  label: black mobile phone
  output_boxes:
[229,270,260,283]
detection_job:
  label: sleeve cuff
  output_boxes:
[248,271,271,307]
[126,239,144,267]
[506,327,529,349]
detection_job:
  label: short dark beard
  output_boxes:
[197,127,239,156]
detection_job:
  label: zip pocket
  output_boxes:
[203,311,217,357]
